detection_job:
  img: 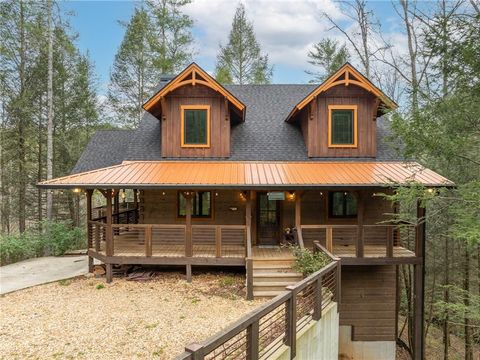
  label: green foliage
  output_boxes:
[292,247,331,276]
[95,284,105,290]
[0,221,86,265]
[306,39,350,82]
[214,4,272,84]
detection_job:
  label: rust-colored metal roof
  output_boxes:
[37,161,453,189]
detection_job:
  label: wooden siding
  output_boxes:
[298,85,378,158]
[161,85,230,157]
[340,265,396,341]
[140,189,245,225]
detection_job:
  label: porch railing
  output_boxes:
[88,221,248,259]
[300,224,417,258]
[175,246,340,360]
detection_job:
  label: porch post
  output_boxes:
[86,189,94,273]
[294,191,304,248]
[414,200,426,359]
[246,191,253,300]
[184,191,193,282]
[105,190,113,283]
[356,190,364,258]
[114,191,120,223]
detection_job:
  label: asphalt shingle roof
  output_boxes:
[72,84,403,174]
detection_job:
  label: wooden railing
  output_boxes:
[300,224,417,258]
[88,221,248,259]
[175,247,340,360]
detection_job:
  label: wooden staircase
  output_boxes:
[252,257,303,298]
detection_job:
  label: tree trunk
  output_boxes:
[37,96,44,225]
[46,0,54,220]
[464,246,472,360]
[443,235,450,359]
[18,1,27,233]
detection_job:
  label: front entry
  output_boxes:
[257,192,281,246]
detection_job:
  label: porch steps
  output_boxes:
[252,257,303,298]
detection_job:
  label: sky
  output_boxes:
[60,0,406,95]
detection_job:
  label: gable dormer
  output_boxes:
[286,63,397,158]
[143,63,245,158]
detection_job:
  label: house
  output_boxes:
[39,62,452,360]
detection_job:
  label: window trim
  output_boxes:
[328,104,358,148]
[176,191,214,219]
[180,105,211,148]
[328,191,358,219]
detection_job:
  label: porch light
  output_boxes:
[239,191,247,201]
[215,192,219,197]
[73,188,81,193]
[427,188,434,193]
[121,190,126,200]
[319,192,323,196]
[162,191,166,196]
[287,191,295,201]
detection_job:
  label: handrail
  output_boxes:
[180,246,340,359]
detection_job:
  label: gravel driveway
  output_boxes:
[0,273,263,359]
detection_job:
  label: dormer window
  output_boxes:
[328,105,357,148]
[181,105,210,147]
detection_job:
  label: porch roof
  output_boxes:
[38,161,453,189]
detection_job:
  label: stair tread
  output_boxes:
[253,281,298,287]
[253,264,294,269]
[253,271,303,277]
[253,290,286,297]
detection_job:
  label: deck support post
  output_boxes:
[285,285,297,359]
[356,191,364,258]
[186,264,192,283]
[294,191,304,248]
[106,263,113,283]
[105,190,114,257]
[413,200,426,360]
[114,191,120,223]
[86,189,94,273]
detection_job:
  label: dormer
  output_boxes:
[143,63,245,158]
[286,63,397,158]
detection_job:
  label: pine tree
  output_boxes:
[148,0,194,73]
[108,7,156,127]
[214,4,272,84]
[306,39,350,82]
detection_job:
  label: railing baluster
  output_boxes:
[386,226,394,257]
[95,224,100,252]
[326,227,333,252]
[215,226,222,258]
[145,225,152,257]
[285,286,297,359]
[313,275,323,321]
[246,320,259,360]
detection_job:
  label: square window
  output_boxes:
[328,105,357,147]
[178,191,212,218]
[181,106,210,147]
[329,191,357,218]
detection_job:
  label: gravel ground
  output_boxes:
[0,272,264,359]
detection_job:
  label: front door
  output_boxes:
[257,193,281,246]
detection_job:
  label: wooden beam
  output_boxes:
[246,258,254,301]
[416,200,426,257]
[356,191,365,258]
[386,226,394,257]
[295,191,305,248]
[145,225,152,257]
[245,191,252,258]
[86,189,94,273]
[326,227,333,252]
[186,264,192,283]
[105,190,114,258]
[246,320,259,360]
[413,199,426,359]
[106,263,112,283]
[184,192,193,257]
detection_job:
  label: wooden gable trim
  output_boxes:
[143,63,245,115]
[285,63,398,122]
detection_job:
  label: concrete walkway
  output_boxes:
[0,255,88,295]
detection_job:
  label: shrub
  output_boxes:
[0,220,86,265]
[292,246,331,276]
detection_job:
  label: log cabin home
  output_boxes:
[39,62,453,360]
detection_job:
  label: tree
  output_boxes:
[306,39,350,82]
[46,0,54,220]
[323,0,381,79]
[214,4,272,84]
[108,1,194,127]
[108,7,156,127]
[148,0,194,73]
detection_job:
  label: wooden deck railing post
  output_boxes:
[326,227,333,252]
[294,191,305,248]
[185,343,204,360]
[285,285,297,359]
[356,191,365,258]
[86,189,94,273]
[313,275,323,321]
[246,320,259,360]
[215,226,221,258]
[145,225,152,257]
[246,257,254,300]
[184,192,193,258]
[336,262,341,312]
[386,226,394,257]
